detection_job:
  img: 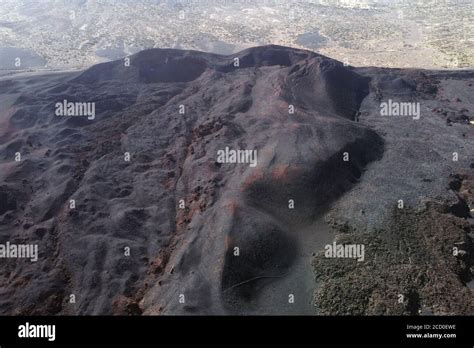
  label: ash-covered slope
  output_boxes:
[0,45,472,315]
[313,67,474,315]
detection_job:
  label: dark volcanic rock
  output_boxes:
[0,45,472,315]
[313,202,473,315]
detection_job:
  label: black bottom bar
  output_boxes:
[0,316,472,346]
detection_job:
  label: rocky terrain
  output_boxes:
[1,0,473,71]
[0,45,472,315]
